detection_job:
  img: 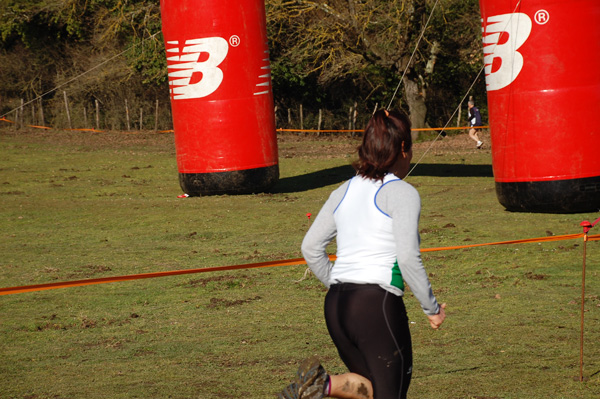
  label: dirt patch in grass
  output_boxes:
[183,274,248,288]
[207,295,262,308]
[525,271,548,280]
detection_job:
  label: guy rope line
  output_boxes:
[406,66,485,178]
[387,0,440,111]
[1,232,598,296]
[405,0,523,179]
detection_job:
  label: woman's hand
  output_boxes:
[427,303,446,329]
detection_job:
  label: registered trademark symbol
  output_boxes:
[229,35,241,47]
[534,10,549,25]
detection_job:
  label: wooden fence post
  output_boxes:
[348,106,352,130]
[38,98,45,127]
[154,99,159,132]
[317,109,322,136]
[95,99,100,130]
[352,101,358,133]
[125,99,131,131]
[63,91,72,129]
[20,98,24,129]
[299,104,303,133]
[139,107,143,130]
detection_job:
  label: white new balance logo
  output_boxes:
[482,13,532,91]
[166,37,228,100]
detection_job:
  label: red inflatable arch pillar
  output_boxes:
[479,0,600,212]
[160,0,279,195]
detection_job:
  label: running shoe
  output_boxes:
[296,357,327,399]
[277,357,327,399]
[278,381,300,399]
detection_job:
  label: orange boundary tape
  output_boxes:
[0,233,597,296]
[276,126,489,134]
[27,125,52,130]
[420,232,594,252]
[0,258,309,296]
[1,116,486,135]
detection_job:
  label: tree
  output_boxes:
[266,0,485,132]
[0,0,167,127]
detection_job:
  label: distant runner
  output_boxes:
[468,100,484,148]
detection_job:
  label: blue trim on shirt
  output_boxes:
[374,178,401,217]
[334,177,353,214]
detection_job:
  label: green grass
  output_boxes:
[1,128,599,399]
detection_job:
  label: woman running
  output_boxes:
[278,109,446,399]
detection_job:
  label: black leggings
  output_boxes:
[324,283,412,399]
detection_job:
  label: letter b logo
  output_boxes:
[482,13,532,91]
[166,37,229,100]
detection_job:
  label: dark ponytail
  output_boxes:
[353,109,412,180]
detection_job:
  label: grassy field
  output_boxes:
[1,127,599,399]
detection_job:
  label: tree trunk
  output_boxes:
[402,76,427,141]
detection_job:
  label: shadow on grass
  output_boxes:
[410,163,493,178]
[271,163,494,193]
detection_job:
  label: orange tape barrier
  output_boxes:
[276,126,489,134]
[0,116,173,133]
[27,125,52,130]
[1,233,597,297]
[420,232,597,252]
[0,258,310,296]
[0,117,104,132]
[2,116,487,135]
[278,128,361,133]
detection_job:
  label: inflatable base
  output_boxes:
[496,176,600,213]
[179,165,279,196]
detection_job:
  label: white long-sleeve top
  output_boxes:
[301,174,440,316]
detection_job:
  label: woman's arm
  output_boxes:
[379,181,440,316]
[301,181,349,286]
